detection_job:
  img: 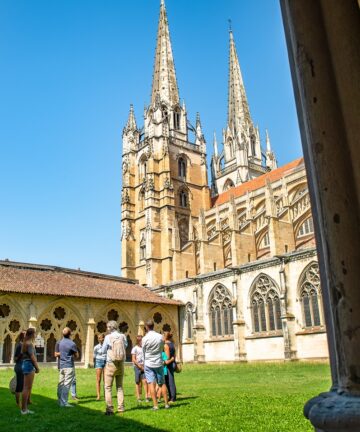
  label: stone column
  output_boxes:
[84,318,95,368]
[10,340,15,364]
[279,258,297,360]
[0,341,3,364]
[138,321,145,336]
[193,283,206,363]
[281,0,360,430]
[43,339,47,363]
[232,273,247,362]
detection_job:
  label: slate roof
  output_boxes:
[0,261,181,306]
[212,158,305,207]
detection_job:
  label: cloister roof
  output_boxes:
[212,157,305,207]
[0,261,181,306]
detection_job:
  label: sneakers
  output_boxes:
[145,398,151,403]
[151,406,159,411]
[21,410,34,415]
[137,399,142,403]
[118,407,125,413]
[71,396,79,401]
[62,403,74,408]
[164,404,170,409]
[105,410,114,416]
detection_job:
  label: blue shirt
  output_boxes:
[56,338,78,369]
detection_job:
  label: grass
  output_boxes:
[0,362,330,432]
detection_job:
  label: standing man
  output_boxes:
[101,320,127,415]
[142,319,170,410]
[55,327,79,408]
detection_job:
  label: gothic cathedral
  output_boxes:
[121,0,328,363]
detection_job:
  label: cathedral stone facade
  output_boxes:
[121,0,328,362]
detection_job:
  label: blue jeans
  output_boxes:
[22,360,35,375]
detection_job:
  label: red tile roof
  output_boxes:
[0,261,181,306]
[212,158,304,207]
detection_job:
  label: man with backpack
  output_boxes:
[101,320,127,415]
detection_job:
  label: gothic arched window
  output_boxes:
[227,139,234,159]
[250,275,282,333]
[139,188,145,212]
[178,158,186,179]
[299,263,322,328]
[185,303,194,339]
[173,108,181,130]
[297,216,314,238]
[179,189,188,208]
[250,134,256,156]
[209,285,233,337]
[139,157,147,182]
[223,178,235,192]
[178,217,189,248]
[259,232,270,249]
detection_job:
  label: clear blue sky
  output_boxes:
[0,0,302,276]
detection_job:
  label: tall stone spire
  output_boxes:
[151,0,180,107]
[125,104,137,131]
[228,30,251,130]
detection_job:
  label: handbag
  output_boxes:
[9,376,17,394]
[174,362,182,373]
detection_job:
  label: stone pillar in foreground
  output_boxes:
[281,0,360,430]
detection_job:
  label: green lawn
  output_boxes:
[0,362,330,432]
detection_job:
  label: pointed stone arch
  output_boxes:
[297,262,323,329]
[249,274,282,334]
[223,178,235,192]
[0,295,27,363]
[37,299,85,362]
[207,284,234,337]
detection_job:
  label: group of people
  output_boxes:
[92,319,177,414]
[13,318,177,415]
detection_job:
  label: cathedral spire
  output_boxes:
[151,0,180,107]
[266,129,271,152]
[125,104,137,131]
[228,29,251,130]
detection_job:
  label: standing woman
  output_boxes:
[93,334,106,401]
[164,332,177,403]
[14,331,26,407]
[21,328,40,415]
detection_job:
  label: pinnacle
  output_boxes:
[228,29,252,131]
[151,0,179,107]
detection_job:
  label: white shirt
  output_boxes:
[131,345,144,365]
[142,330,164,368]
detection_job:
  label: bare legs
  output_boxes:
[149,382,168,408]
[135,379,149,400]
[21,372,34,412]
[143,379,150,400]
[96,367,103,400]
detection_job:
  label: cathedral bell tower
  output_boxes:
[211,29,277,196]
[121,0,211,286]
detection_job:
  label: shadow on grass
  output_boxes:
[125,402,190,413]
[0,387,169,432]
